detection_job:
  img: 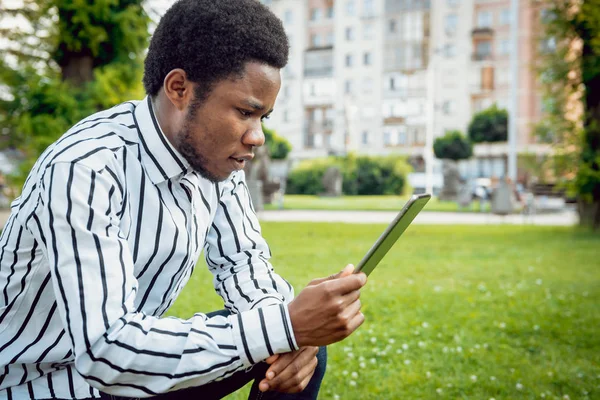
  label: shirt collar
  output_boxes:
[133,96,190,185]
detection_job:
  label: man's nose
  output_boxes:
[244,122,265,147]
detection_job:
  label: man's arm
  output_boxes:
[205,171,294,313]
[39,162,297,397]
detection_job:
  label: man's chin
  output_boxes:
[193,166,229,183]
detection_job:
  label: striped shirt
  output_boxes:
[0,97,297,399]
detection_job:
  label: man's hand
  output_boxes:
[257,347,319,393]
[288,265,367,347]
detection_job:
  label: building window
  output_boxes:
[364,52,372,66]
[445,14,457,35]
[389,76,396,90]
[362,131,369,144]
[499,38,510,55]
[363,78,374,93]
[363,0,374,16]
[364,23,374,39]
[397,127,407,145]
[475,40,492,59]
[447,0,459,7]
[500,8,510,25]
[345,54,354,67]
[310,8,322,21]
[283,110,289,122]
[389,19,397,33]
[345,79,353,94]
[477,10,493,28]
[284,85,290,97]
[383,131,392,145]
[284,10,293,24]
[310,84,316,96]
[327,6,334,18]
[326,31,335,46]
[311,34,321,47]
[444,44,456,58]
[345,27,355,41]
[346,0,355,16]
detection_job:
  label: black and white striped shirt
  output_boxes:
[0,97,297,399]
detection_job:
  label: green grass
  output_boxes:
[264,195,492,213]
[167,224,600,399]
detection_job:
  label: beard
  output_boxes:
[175,122,223,183]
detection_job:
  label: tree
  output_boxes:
[433,130,473,161]
[537,0,600,229]
[0,0,149,187]
[467,104,508,143]
[262,125,292,160]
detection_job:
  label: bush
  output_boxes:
[286,154,412,195]
[433,130,473,161]
[468,104,508,143]
[263,125,292,160]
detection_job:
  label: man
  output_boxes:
[0,1,367,399]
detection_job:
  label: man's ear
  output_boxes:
[162,69,194,111]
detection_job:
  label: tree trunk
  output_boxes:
[60,54,94,87]
[578,199,600,230]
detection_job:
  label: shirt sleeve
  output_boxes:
[204,171,298,337]
[38,162,296,398]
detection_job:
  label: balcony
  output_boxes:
[304,47,334,78]
[471,27,494,39]
[306,120,334,134]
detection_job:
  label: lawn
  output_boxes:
[167,224,600,399]
[264,194,493,213]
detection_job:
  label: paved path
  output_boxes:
[257,209,578,226]
[0,208,578,230]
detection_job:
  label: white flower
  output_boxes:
[370,358,376,364]
[396,349,403,354]
[563,395,570,400]
[516,383,523,390]
[349,380,356,386]
[474,344,481,349]
[422,322,430,328]
[442,347,448,353]
[370,337,377,343]
[342,370,348,376]
[347,352,354,358]
[499,322,506,329]
[490,376,496,381]
[418,341,426,348]
[426,371,432,378]
[528,266,534,272]
[534,325,540,331]
[541,394,546,398]
[434,285,442,292]
[388,338,395,344]
[483,343,489,349]
[490,398,496,400]
[351,371,358,379]
[408,279,414,285]
[359,355,365,361]
[333,395,340,400]
[359,362,366,368]
[506,290,514,297]
[456,346,462,352]
[343,346,352,352]
[402,343,409,350]
[436,388,443,395]
[536,279,543,285]
[404,359,411,365]
[470,375,477,382]
[547,371,553,377]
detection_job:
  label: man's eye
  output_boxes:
[238,109,252,117]
[261,114,271,121]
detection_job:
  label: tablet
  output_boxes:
[354,194,431,276]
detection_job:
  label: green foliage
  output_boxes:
[537,0,600,229]
[467,104,508,143]
[0,0,149,189]
[286,154,412,196]
[262,125,292,160]
[433,130,473,161]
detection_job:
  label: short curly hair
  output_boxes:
[143,0,289,100]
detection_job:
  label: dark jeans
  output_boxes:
[100,309,327,400]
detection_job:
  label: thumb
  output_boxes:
[308,264,355,286]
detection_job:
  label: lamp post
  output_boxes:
[507,0,519,182]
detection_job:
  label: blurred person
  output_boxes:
[0,1,367,399]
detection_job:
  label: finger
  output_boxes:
[340,298,362,322]
[265,351,302,380]
[265,354,279,365]
[324,273,367,295]
[309,264,354,286]
[276,355,318,393]
[265,348,318,391]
